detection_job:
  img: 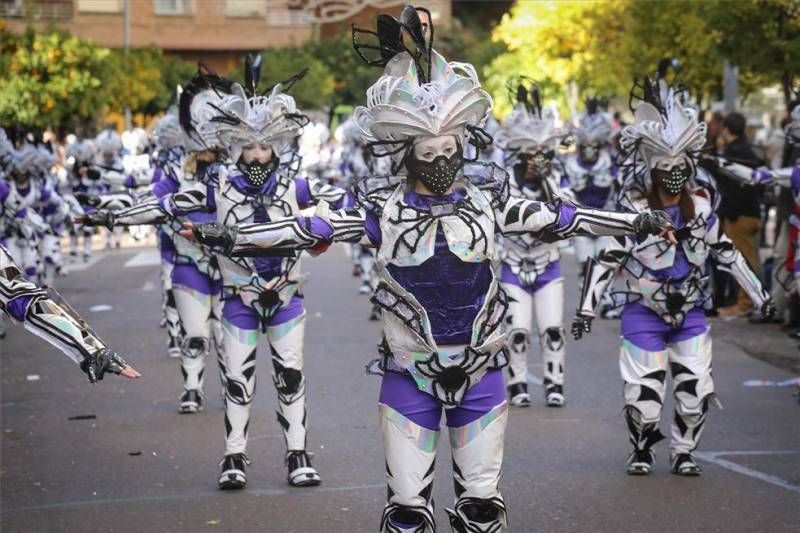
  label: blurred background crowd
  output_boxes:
[1,0,799,331]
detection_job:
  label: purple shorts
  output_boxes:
[222,293,305,331]
[621,303,708,351]
[500,260,561,293]
[379,369,505,431]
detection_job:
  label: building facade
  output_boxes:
[1,0,451,73]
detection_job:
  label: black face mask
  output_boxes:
[517,150,554,182]
[237,157,279,188]
[405,145,464,195]
[652,164,692,196]
[579,143,600,164]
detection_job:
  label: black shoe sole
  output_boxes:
[218,479,246,490]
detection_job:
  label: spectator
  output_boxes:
[716,112,766,319]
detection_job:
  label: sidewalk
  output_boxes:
[711,315,800,375]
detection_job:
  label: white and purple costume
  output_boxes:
[195,16,672,530]
[563,99,619,272]
[0,241,131,382]
[573,80,772,475]
[494,84,575,407]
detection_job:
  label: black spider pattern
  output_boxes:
[387,192,490,261]
[371,282,427,340]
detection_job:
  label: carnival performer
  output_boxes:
[494,82,576,408]
[187,7,673,530]
[85,60,345,490]
[571,78,774,476]
[80,83,228,415]
[0,241,140,382]
[563,97,619,275]
[1,142,59,283]
[149,113,187,359]
[65,139,98,261]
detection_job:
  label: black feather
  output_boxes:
[517,85,527,108]
[244,54,263,98]
[376,14,403,63]
[529,84,542,118]
[178,64,235,143]
[585,97,599,115]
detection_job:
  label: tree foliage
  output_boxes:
[486,0,800,116]
[0,26,197,132]
[0,26,109,130]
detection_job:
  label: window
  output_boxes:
[153,0,191,15]
[78,0,122,13]
[226,0,266,17]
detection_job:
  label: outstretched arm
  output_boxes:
[0,245,140,382]
[498,196,674,242]
[571,236,630,339]
[186,203,367,256]
[706,214,774,316]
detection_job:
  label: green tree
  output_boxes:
[233,46,336,110]
[485,0,629,117]
[714,0,800,105]
[0,26,109,130]
[104,47,197,116]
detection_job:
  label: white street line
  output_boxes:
[63,254,103,273]
[124,249,161,268]
[742,377,800,388]
[695,451,800,495]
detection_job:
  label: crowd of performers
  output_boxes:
[2,5,794,532]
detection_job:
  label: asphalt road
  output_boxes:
[1,245,798,533]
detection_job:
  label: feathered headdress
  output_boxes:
[494,81,565,153]
[178,65,237,153]
[352,5,493,173]
[193,55,309,162]
[571,97,614,145]
[617,70,712,212]
[152,112,186,151]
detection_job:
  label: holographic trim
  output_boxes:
[449,402,507,448]
[222,318,258,346]
[621,338,667,367]
[379,403,439,453]
[266,312,304,341]
[49,315,82,339]
[173,285,211,304]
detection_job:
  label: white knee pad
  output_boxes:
[447,403,508,532]
[268,313,308,451]
[380,404,439,533]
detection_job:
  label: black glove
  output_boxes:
[192,222,237,255]
[571,313,593,340]
[760,300,776,321]
[80,348,129,384]
[696,154,719,173]
[632,210,672,241]
[82,210,115,230]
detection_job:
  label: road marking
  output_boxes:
[0,482,385,514]
[63,254,103,273]
[89,304,113,313]
[742,377,800,388]
[124,249,161,268]
[695,450,800,495]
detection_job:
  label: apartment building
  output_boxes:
[0,0,452,73]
